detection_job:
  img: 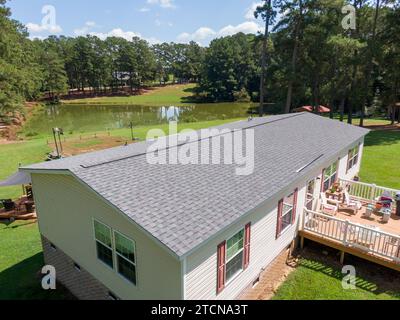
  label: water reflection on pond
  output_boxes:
[24,103,254,134]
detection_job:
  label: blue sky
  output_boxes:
[8,0,266,45]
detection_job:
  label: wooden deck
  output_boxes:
[301,207,400,272]
[0,196,37,221]
[335,205,400,236]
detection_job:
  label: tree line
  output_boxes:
[1,0,399,126]
[201,0,400,125]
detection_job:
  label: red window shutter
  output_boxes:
[320,169,326,192]
[276,199,284,239]
[292,188,299,224]
[216,241,226,294]
[243,223,251,270]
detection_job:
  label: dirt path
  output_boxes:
[0,102,40,144]
[365,123,400,131]
[239,248,298,300]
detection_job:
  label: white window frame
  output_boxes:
[281,196,294,234]
[324,162,338,191]
[93,219,114,270]
[225,228,245,284]
[348,145,360,171]
[92,218,138,287]
[113,230,137,286]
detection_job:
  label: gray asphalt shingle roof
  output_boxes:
[22,113,369,257]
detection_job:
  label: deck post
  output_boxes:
[342,220,349,246]
[300,236,305,249]
[340,251,345,264]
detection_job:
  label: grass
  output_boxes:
[0,221,70,299]
[62,84,197,106]
[272,258,400,300]
[359,130,400,190]
[0,140,51,200]
[329,115,392,127]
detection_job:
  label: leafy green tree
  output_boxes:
[199,33,258,102]
[255,0,276,116]
[0,0,42,116]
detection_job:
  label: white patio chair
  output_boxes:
[320,192,338,216]
[342,190,362,214]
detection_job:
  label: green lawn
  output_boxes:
[0,140,51,200]
[359,130,400,190]
[0,221,70,299]
[62,84,196,106]
[273,257,400,300]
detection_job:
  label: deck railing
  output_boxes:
[302,209,400,263]
[339,178,399,211]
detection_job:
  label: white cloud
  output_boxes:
[139,7,150,12]
[245,1,264,20]
[28,35,46,40]
[26,22,62,34]
[74,21,97,36]
[89,28,161,44]
[177,27,216,43]
[177,22,262,45]
[218,21,262,37]
[147,0,176,9]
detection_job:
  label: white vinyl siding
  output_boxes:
[338,141,364,181]
[184,185,305,300]
[31,173,182,300]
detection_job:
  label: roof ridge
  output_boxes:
[80,113,305,169]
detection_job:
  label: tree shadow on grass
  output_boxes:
[364,130,400,148]
[298,244,400,299]
[0,220,36,229]
[0,252,74,300]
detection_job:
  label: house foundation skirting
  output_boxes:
[41,235,113,300]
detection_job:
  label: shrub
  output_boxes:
[25,131,39,137]
[233,88,251,102]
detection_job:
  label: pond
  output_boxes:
[23,103,255,135]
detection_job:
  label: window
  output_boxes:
[347,145,360,172]
[216,223,251,294]
[94,220,114,268]
[93,220,137,286]
[225,229,245,282]
[281,193,295,233]
[323,162,338,191]
[50,243,57,251]
[276,189,298,238]
[114,232,137,285]
[74,263,81,272]
[305,179,315,210]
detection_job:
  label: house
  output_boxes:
[20,113,370,300]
